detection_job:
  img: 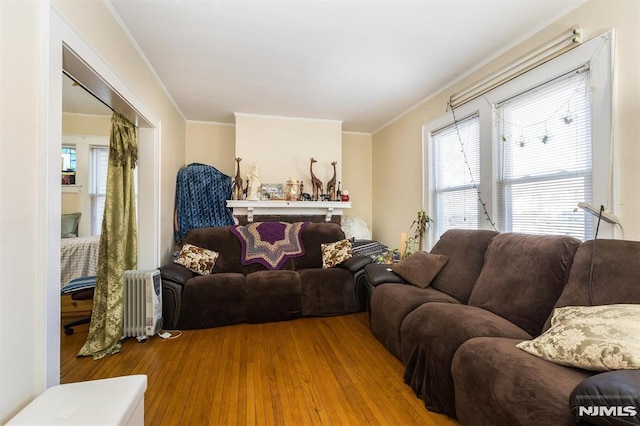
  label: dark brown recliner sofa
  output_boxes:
[368,229,640,425]
[160,222,370,329]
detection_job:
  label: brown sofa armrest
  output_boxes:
[364,263,407,287]
[570,370,640,425]
[160,262,195,286]
[161,279,183,330]
[338,255,373,274]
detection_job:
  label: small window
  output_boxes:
[431,114,481,240]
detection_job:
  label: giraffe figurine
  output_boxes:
[232,157,244,200]
[326,161,337,201]
[309,158,323,201]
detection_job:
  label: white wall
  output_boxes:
[235,113,342,195]
[0,0,47,421]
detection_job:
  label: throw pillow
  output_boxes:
[390,252,449,288]
[61,212,81,238]
[321,239,353,268]
[174,243,219,275]
[517,304,640,371]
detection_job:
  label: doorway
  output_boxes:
[48,10,161,386]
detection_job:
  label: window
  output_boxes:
[431,114,480,240]
[90,146,109,235]
[424,31,613,244]
[496,69,592,239]
[90,146,139,235]
[61,146,76,171]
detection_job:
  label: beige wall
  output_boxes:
[185,122,236,176]
[372,0,640,247]
[342,132,373,230]
[62,112,110,136]
[235,114,342,193]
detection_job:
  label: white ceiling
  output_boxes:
[77,0,586,133]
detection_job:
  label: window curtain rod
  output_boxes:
[62,70,114,113]
[448,27,583,110]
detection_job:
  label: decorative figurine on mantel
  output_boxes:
[326,161,337,201]
[309,158,323,201]
[246,161,261,201]
[232,157,244,200]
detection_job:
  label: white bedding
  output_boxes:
[60,235,100,287]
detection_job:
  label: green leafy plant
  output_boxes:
[374,248,400,264]
[403,210,433,259]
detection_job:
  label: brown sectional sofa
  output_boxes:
[367,229,640,425]
[160,222,370,329]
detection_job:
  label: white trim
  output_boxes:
[342,131,372,136]
[185,120,236,127]
[101,0,186,122]
[41,0,58,391]
[234,112,343,125]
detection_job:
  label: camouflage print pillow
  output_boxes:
[321,239,353,268]
[174,243,219,275]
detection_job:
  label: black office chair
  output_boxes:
[61,276,96,335]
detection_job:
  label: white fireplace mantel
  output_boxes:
[226,200,351,222]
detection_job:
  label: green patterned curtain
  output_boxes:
[78,112,138,360]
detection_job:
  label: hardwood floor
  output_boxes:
[61,313,457,425]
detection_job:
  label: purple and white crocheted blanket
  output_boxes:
[230,221,308,270]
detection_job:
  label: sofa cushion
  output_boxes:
[295,222,346,269]
[391,252,448,288]
[245,270,302,323]
[174,243,219,275]
[182,226,244,273]
[321,239,352,268]
[544,239,640,331]
[452,337,591,425]
[468,232,580,337]
[517,304,640,371]
[369,284,460,359]
[429,229,498,303]
[298,268,357,316]
[177,273,246,329]
[400,303,532,417]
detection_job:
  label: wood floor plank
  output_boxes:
[61,313,458,425]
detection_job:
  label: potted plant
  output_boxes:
[403,210,433,259]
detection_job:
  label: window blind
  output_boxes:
[496,68,592,239]
[90,146,109,235]
[432,114,480,240]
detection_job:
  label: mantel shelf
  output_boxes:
[226,200,351,223]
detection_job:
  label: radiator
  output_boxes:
[123,269,163,338]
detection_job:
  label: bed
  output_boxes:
[60,235,100,287]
